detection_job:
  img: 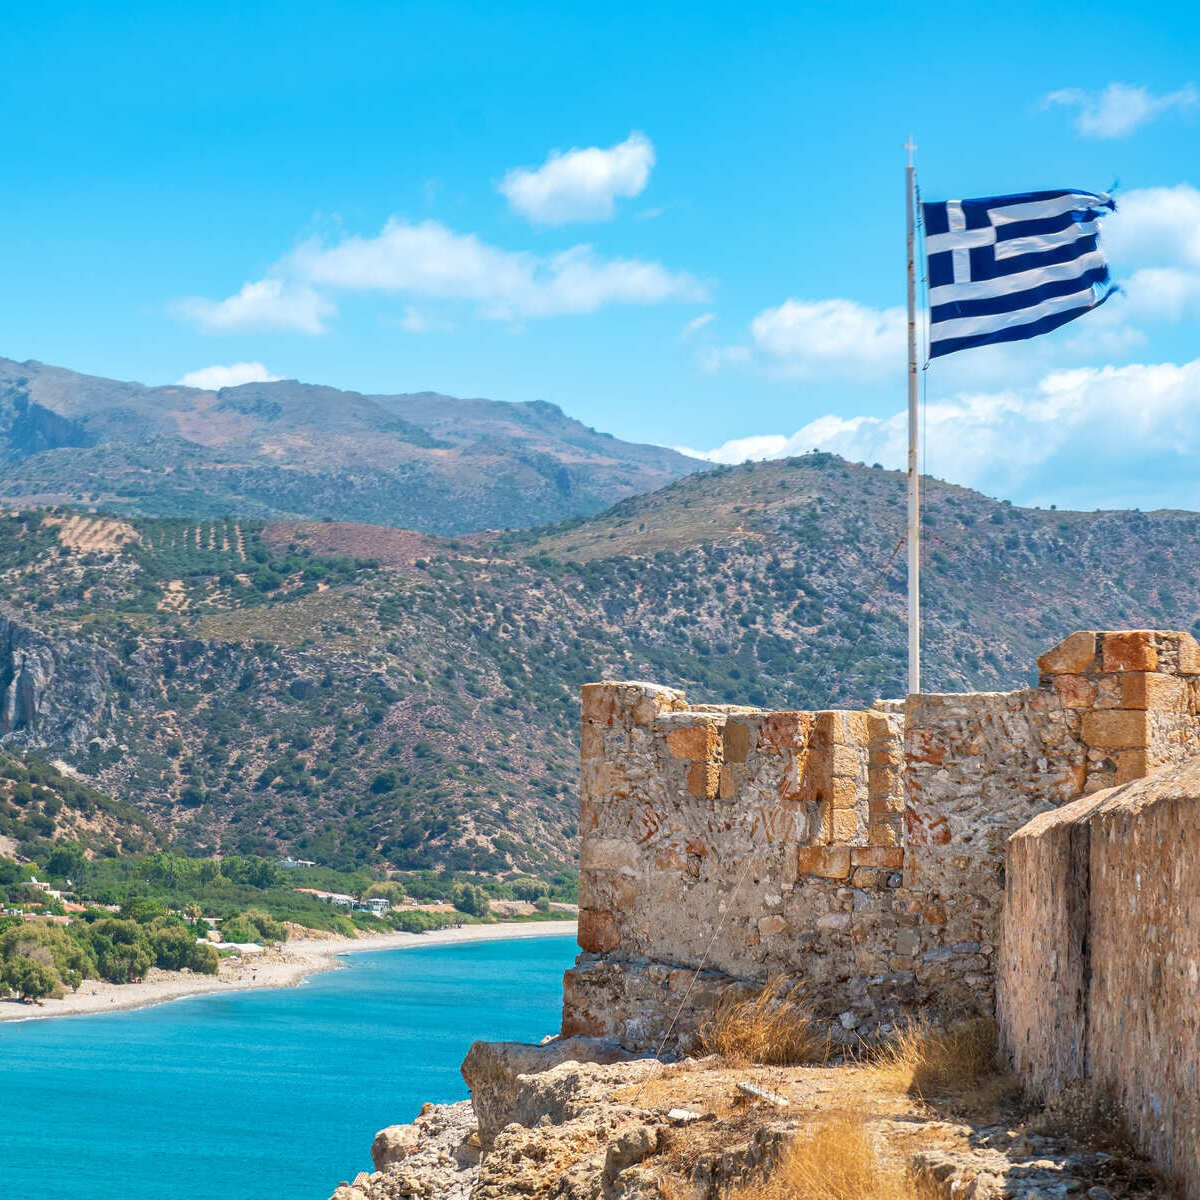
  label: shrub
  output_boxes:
[221,908,287,944]
[149,922,218,973]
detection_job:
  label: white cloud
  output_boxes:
[499,132,655,225]
[176,218,706,333]
[680,312,715,339]
[746,298,907,380]
[173,279,333,334]
[680,358,1200,505]
[176,362,282,389]
[1103,184,1200,268]
[1044,82,1197,138]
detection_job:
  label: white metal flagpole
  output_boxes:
[904,138,921,696]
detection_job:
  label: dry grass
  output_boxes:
[725,1115,940,1200]
[863,1017,1008,1113]
[698,977,828,1066]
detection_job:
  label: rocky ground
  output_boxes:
[326,1038,1171,1200]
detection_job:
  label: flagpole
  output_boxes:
[904,137,921,696]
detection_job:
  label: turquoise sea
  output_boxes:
[0,933,575,1200]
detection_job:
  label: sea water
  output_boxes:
[0,934,575,1200]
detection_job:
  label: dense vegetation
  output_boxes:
[4,453,1200,874]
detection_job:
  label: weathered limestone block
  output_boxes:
[461,1036,639,1148]
[1000,759,1200,1199]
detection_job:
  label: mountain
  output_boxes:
[1,453,1198,875]
[0,357,701,534]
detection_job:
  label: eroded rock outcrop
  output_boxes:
[330,1100,478,1200]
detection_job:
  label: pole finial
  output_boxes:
[904,135,917,167]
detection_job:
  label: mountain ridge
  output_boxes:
[0,356,701,534]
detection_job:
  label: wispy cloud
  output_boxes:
[174,217,706,334]
[176,362,283,389]
[499,132,655,225]
[174,279,333,334]
[676,358,1200,507]
[680,312,715,339]
[1043,82,1197,138]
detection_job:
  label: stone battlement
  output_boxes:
[562,630,1200,1050]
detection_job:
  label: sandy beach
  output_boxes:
[0,919,577,1024]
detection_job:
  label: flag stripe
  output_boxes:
[931,285,1099,342]
[930,265,1110,323]
[927,249,1108,306]
[929,290,1115,359]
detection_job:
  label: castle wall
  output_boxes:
[999,761,1200,1198]
[564,630,1200,1053]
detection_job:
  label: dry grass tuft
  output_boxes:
[698,976,828,1066]
[725,1115,939,1200]
[864,1017,1006,1111]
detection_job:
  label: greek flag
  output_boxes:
[923,189,1116,358]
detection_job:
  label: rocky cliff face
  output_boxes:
[0,613,117,747]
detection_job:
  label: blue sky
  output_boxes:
[4,0,1200,510]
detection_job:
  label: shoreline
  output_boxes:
[0,919,577,1026]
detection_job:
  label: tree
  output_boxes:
[46,842,86,882]
[451,884,489,918]
[2,920,94,989]
[86,919,153,983]
[2,954,62,1002]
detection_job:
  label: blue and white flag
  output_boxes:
[922,189,1116,358]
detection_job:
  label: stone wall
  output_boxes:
[563,630,1200,1053]
[999,759,1200,1198]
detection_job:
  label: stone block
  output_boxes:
[581,683,625,725]
[851,867,884,888]
[1053,674,1096,710]
[829,775,862,809]
[578,909,620,952]
[868,766,902,809]
[866,711,899,740]
[1101,631,1158,673]
[1037,630,1098,676]
[829,743,863,778]
[868,816,902,847]
[687,762,720,799]
[814,710,868,746]
[580,721,606,761]
[580,837,641,873]
[579,798,600,836]
[851,846,904,869]
[718,764,738,800]
[831,808,860,842]
[665,723,721,761]
[1081,708,1150,750]
[1115,748,1150,786]
[1121,671,1187,712]
[758,711,813,753]
[796,845,852,879]
[757,914,787,936]
[723,719,755,763]
[1178,632,1200,674]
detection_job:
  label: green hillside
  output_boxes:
[1,453,1197,874]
